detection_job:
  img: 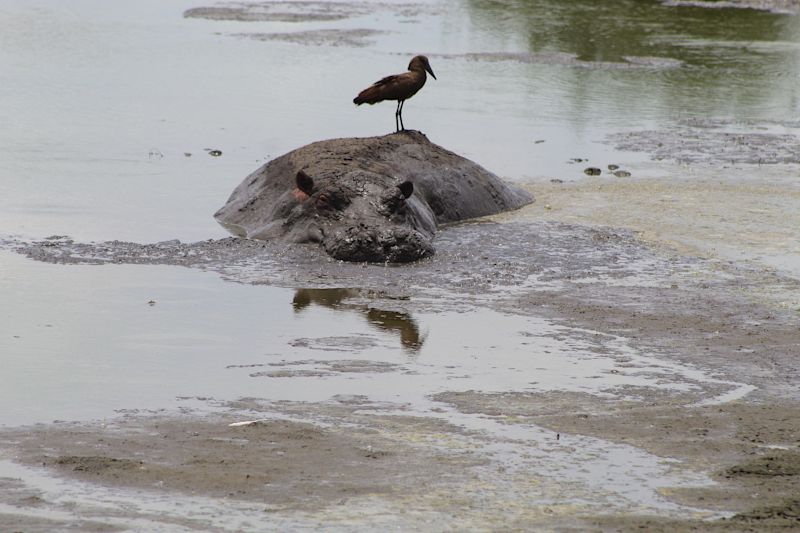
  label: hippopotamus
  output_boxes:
[214,131,532,263]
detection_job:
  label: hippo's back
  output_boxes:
[371,132,532,223]
[214,131,532,238]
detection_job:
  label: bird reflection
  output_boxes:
[365,308,425,352]
[292,288,426,353]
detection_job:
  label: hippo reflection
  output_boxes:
[293,288,425,352]
[214,131,532,263]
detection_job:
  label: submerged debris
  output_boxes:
[235,29,385,48]
[608,120,800,165]
[661,0,800,15]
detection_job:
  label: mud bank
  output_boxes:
[0,402,588,531]
[435,391,800,529]
[523,118,800,282]
[519,173,800,285]
[607,119,800,165]
[0,411,482,510]
[1,392,798,529]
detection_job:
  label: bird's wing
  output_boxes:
[372,74,400,87]
[354,72,417,105]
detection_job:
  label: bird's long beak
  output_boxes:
[426,65,437,80]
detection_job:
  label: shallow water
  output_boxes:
[0,250,749,427]
[1,0,799,241]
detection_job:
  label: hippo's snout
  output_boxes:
[324,226,433,263]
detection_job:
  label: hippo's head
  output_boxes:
[250,170,436,263]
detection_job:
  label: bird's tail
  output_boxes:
[353,86,380,105]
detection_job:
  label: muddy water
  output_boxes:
[2,0,800,529]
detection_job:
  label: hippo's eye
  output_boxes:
[315,192,330,207]
[314,190,349,211]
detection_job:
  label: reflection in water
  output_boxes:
[292,289,426,353]
[365,308,426,352]
[468,0,792,62]
[464,0,800,121]
[292,288,359,311]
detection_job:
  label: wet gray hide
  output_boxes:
[214,130,533,263]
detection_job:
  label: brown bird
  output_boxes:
[353,55,437,133]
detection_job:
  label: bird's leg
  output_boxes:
[394,100,402,132]
[398,100,405,131]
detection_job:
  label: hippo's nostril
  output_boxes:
[324,227,433,263]
[377,229,434,263]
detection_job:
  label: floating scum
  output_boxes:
[353,55,437,132]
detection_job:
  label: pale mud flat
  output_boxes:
[515,120,800,308]
[522,172,800,287]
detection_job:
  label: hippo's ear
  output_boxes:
[398,181,414,199]
[296,170,315,196]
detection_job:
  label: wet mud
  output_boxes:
[184,2,369,23]
[235,29,385,47]
[185,1,433,48]
[1,413,483,509]
[608,119,800,165]
[0,408,494,531]
[2,221,704,309]
[434,391,800,527]
[184,1,434,23]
